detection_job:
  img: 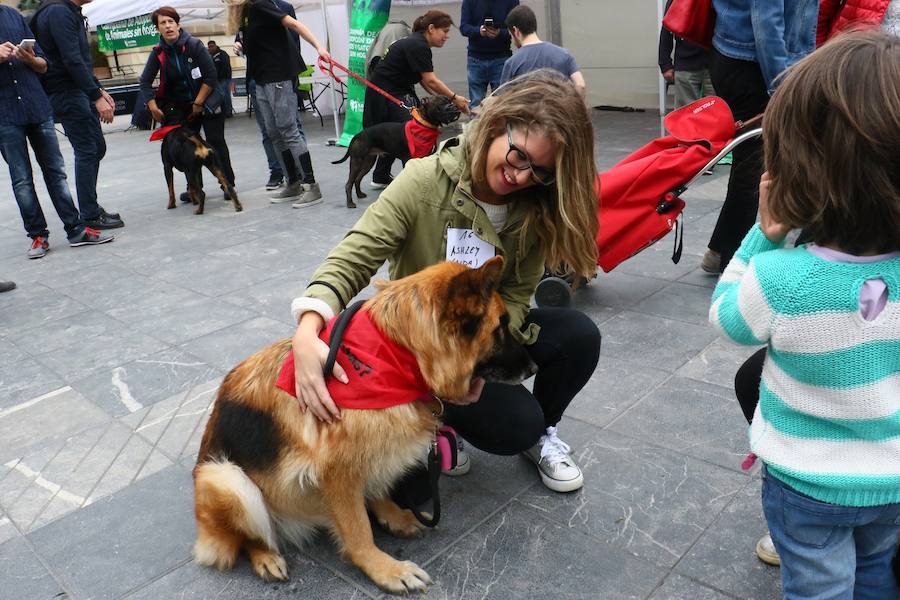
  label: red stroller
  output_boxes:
[535,96,762,307]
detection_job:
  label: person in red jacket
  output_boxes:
[817,0,899,44]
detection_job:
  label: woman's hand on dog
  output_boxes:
[447,377,485,406]
[292,313,347,422]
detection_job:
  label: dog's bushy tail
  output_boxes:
[193,460,277,568]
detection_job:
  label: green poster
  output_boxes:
[339,0,392,146]
[96,14,158,53]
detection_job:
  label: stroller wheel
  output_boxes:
[534,276,572,308]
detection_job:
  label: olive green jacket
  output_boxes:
[303,135,546,345]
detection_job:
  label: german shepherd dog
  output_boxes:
[331,95,461,209]
[193,257,536,593]
[159,106,241,215]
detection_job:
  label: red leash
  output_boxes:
[317,57,413,111]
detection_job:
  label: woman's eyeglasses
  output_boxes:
[505,123,555,186]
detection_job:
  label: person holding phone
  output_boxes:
[30,0,125,231]
[460,0,519,109]
[0,5,114,259]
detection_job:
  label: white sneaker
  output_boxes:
[523,426,584,492]
[441,435,471,476]
[756,533,781,566]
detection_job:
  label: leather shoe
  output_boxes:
[0,280,15,293]
[84,213,125,230]
[99,205,120,220]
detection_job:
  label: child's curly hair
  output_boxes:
[764,30,900,254]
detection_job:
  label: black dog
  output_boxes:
[332,95,460,208]
[159,108,241,215]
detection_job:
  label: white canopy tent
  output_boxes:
[83,0,350,137]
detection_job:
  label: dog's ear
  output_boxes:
[446,256,505,305]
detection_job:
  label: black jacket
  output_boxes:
[139,30,222,114]
[30,0,101,100]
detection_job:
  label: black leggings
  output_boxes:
[443,307,602,455]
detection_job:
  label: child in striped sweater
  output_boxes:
[709,31,900,599]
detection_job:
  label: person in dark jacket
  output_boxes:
[140,7,236,200]
[363,10,469,188]
[658,0,714,108]
[30,0,124,230]
[207,40,233,118]
[459,0,518,108]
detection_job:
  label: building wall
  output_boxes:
[561,0,662,109]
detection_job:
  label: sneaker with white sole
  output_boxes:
[292,182,323,209]
[441,434,471,476]
[756,533,781,566]
[27,236,48,259]
[270,180,303,203]
[523,426,584,492]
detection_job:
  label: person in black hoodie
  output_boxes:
[30,0,124,230]
[140,7,236,201]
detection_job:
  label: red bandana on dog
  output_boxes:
[405,119,440,159]
[275,310,431,409]
[149,124,183,142]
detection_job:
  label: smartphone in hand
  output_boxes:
[483,18,494,28]
[18,38,35,51]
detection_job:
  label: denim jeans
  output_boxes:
[762,467,900,600]
[255,80,307,183]
[467,55,507,108]
[0,119,84,241]
[48,90,106,221]
[217,79,234,117]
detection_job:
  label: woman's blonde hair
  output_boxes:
[765,30,900,253]
[468,70,598,277]
[224,0,248,36]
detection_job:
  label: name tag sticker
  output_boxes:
[446,228,495,268]
[190,67,202,80]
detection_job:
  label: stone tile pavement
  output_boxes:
[0,109,781,599]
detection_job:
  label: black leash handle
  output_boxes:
[323,300,365,377]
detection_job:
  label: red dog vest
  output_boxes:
[405,116,440,159]
[276,310,430,410]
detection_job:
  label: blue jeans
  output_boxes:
[217,79,234,117]
[762,467,900,599]
[0,119,84,241]
[49,90,106,220]
[467,55,507,108]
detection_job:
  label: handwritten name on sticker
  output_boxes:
[446,227,495,269]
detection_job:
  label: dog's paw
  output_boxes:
[377,509,426,538]
[357,191,367,199]
[194,207,204,215]
[370,559,432,594]
[167,202,176,210]
[250,549,289,582]
[347,201,357,209]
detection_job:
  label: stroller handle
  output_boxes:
[683,127,763,191]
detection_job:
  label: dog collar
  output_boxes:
[275,308,431,410]
[410,107,439,130]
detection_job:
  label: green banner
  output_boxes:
[96,14,158,53]
[339,0,392,146]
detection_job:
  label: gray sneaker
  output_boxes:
[27,236,48,259]
[523,426,584,492]
[270,180,303,203]
[292,182,323,209]
[701,249,721,274]
[69,227,115,247]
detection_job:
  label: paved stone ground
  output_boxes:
[0,109,781,599]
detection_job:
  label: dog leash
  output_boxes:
[322,300,443,528]
[317,57,414,111]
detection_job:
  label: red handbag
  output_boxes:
[662,0,716,50]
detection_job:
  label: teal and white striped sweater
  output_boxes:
[710,225,900,507]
